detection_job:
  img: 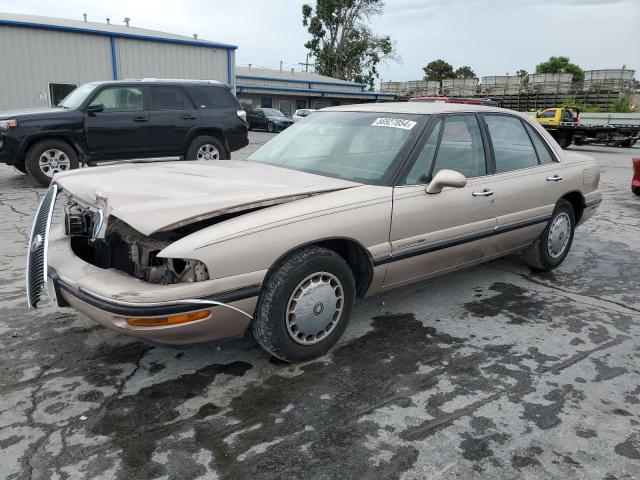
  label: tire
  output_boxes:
[13,162,27,174]
[521,199,575,271]
[558,132,572,149]
[267,122,276,133]
[25,139,79,187]
[185,136,227,161]
[632,186,640,196]
[252,246,356,362]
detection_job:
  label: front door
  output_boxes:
[147,85,200,156]
[84,85,149,159]
[385,114,496,286]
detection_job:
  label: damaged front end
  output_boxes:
[65,201,209,285]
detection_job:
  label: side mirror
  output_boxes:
[535,112,540,118]
[426,169,467,194]
[87,102,104,113]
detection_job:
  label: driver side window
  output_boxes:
[92,87,144,113]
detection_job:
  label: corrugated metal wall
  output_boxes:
[0,26,113,109]
[115,38,228,82]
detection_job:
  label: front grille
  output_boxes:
[26,185,58,308]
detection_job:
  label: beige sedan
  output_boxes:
[26,103,601,362]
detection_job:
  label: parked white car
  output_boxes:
[292,109,316,123]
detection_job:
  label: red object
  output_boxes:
[633,158,640,188]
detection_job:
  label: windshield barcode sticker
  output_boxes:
[371,118,417,130]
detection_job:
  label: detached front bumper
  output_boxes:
[27,187,261,344]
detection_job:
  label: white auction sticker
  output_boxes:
[371,118,417,130]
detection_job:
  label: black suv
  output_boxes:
[0,79,249,186]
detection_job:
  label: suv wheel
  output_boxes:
[521,199,575,271]
[252,246,356,362]
[25,139,79,187]
[185,136,227,161]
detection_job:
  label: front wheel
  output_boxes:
[252,246,356,362]
[267,122,276,133]
[521,199,575,271]
[25,139,79,187]
[185,136,227,161]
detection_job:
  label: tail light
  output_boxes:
[236,110,247,125]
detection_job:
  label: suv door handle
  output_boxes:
[182,114,197,120]
[133,116,148,122]
[546,175,563,182]
[472,189,494,197]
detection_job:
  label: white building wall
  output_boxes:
[115,38,229,83]
[0,26,113,109]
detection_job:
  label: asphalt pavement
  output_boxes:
[0,135,639,480]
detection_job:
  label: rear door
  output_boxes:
[147,85,200,156]
[384,114,497,286]
[480,113,567,255]
[84,85,149,159]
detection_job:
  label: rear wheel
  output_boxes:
[252,246,356,362]
[558,132,572,149]
[25,139,79,187]
[267,122,276,133]
[632,186,640,196]
[521,199,575,271]
[185,136,227,161]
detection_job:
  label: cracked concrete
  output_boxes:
[0,136,639,479]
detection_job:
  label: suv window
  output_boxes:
[194,86,239,108]
[406,118,442,184]
[431,115,486,178]
[485,115,539,173]
[150,86,192,110]
[525,123,555,164]
[93,87,143,112]
[538,110,556,119]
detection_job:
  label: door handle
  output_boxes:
[472,189,494,197]
[133,116,148,122]
[182,114,197,120]
[546,174,563,182]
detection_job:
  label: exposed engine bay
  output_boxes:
[65,202,209,285]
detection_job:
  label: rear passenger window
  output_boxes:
[194,86,239,108]
[525,123,555,164]
[150,86,191,110]
[485,115,539,173]
[431,115,486,178]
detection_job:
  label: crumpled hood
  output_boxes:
[54,161,360,235]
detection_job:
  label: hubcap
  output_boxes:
[286,272,344,345]
[547,212,571,259]
[196,144,220,160]
[39,149,71,177]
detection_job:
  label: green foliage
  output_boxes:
[454,66,476,79]
[516,69,529,86]
[609,95,633,113]
[423,59,455,82]
[536,56,584,83]
[561,96,602,113]
[302,0,397,90]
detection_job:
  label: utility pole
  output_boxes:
[299,53,313,73]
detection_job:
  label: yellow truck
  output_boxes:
[533,107,638,148]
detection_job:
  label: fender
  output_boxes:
[17,129,88,163]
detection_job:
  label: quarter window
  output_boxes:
[485,115,539,173]
[92,87,143,112]
[430,115,486,179]
[524,123,555,164]
[195,86,239,108]
[150,86,191,110]
[406,118,442,184]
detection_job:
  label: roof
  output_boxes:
[324,102,522,115]
[0,12,237,49]
[236,66,366,87]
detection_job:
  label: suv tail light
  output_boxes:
[236,110,247,125]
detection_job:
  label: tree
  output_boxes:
[454,66,476,79]
[516,69,529,86]
[302,0,397,90]
[535,56,584,82]
[423,59,455,83]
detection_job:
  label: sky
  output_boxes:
[1,0,638,83]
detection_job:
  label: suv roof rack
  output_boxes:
[140,78,221,84]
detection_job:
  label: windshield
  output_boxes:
[248,111,426,184]
[58,83,99,109]
[262,108,285,117]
